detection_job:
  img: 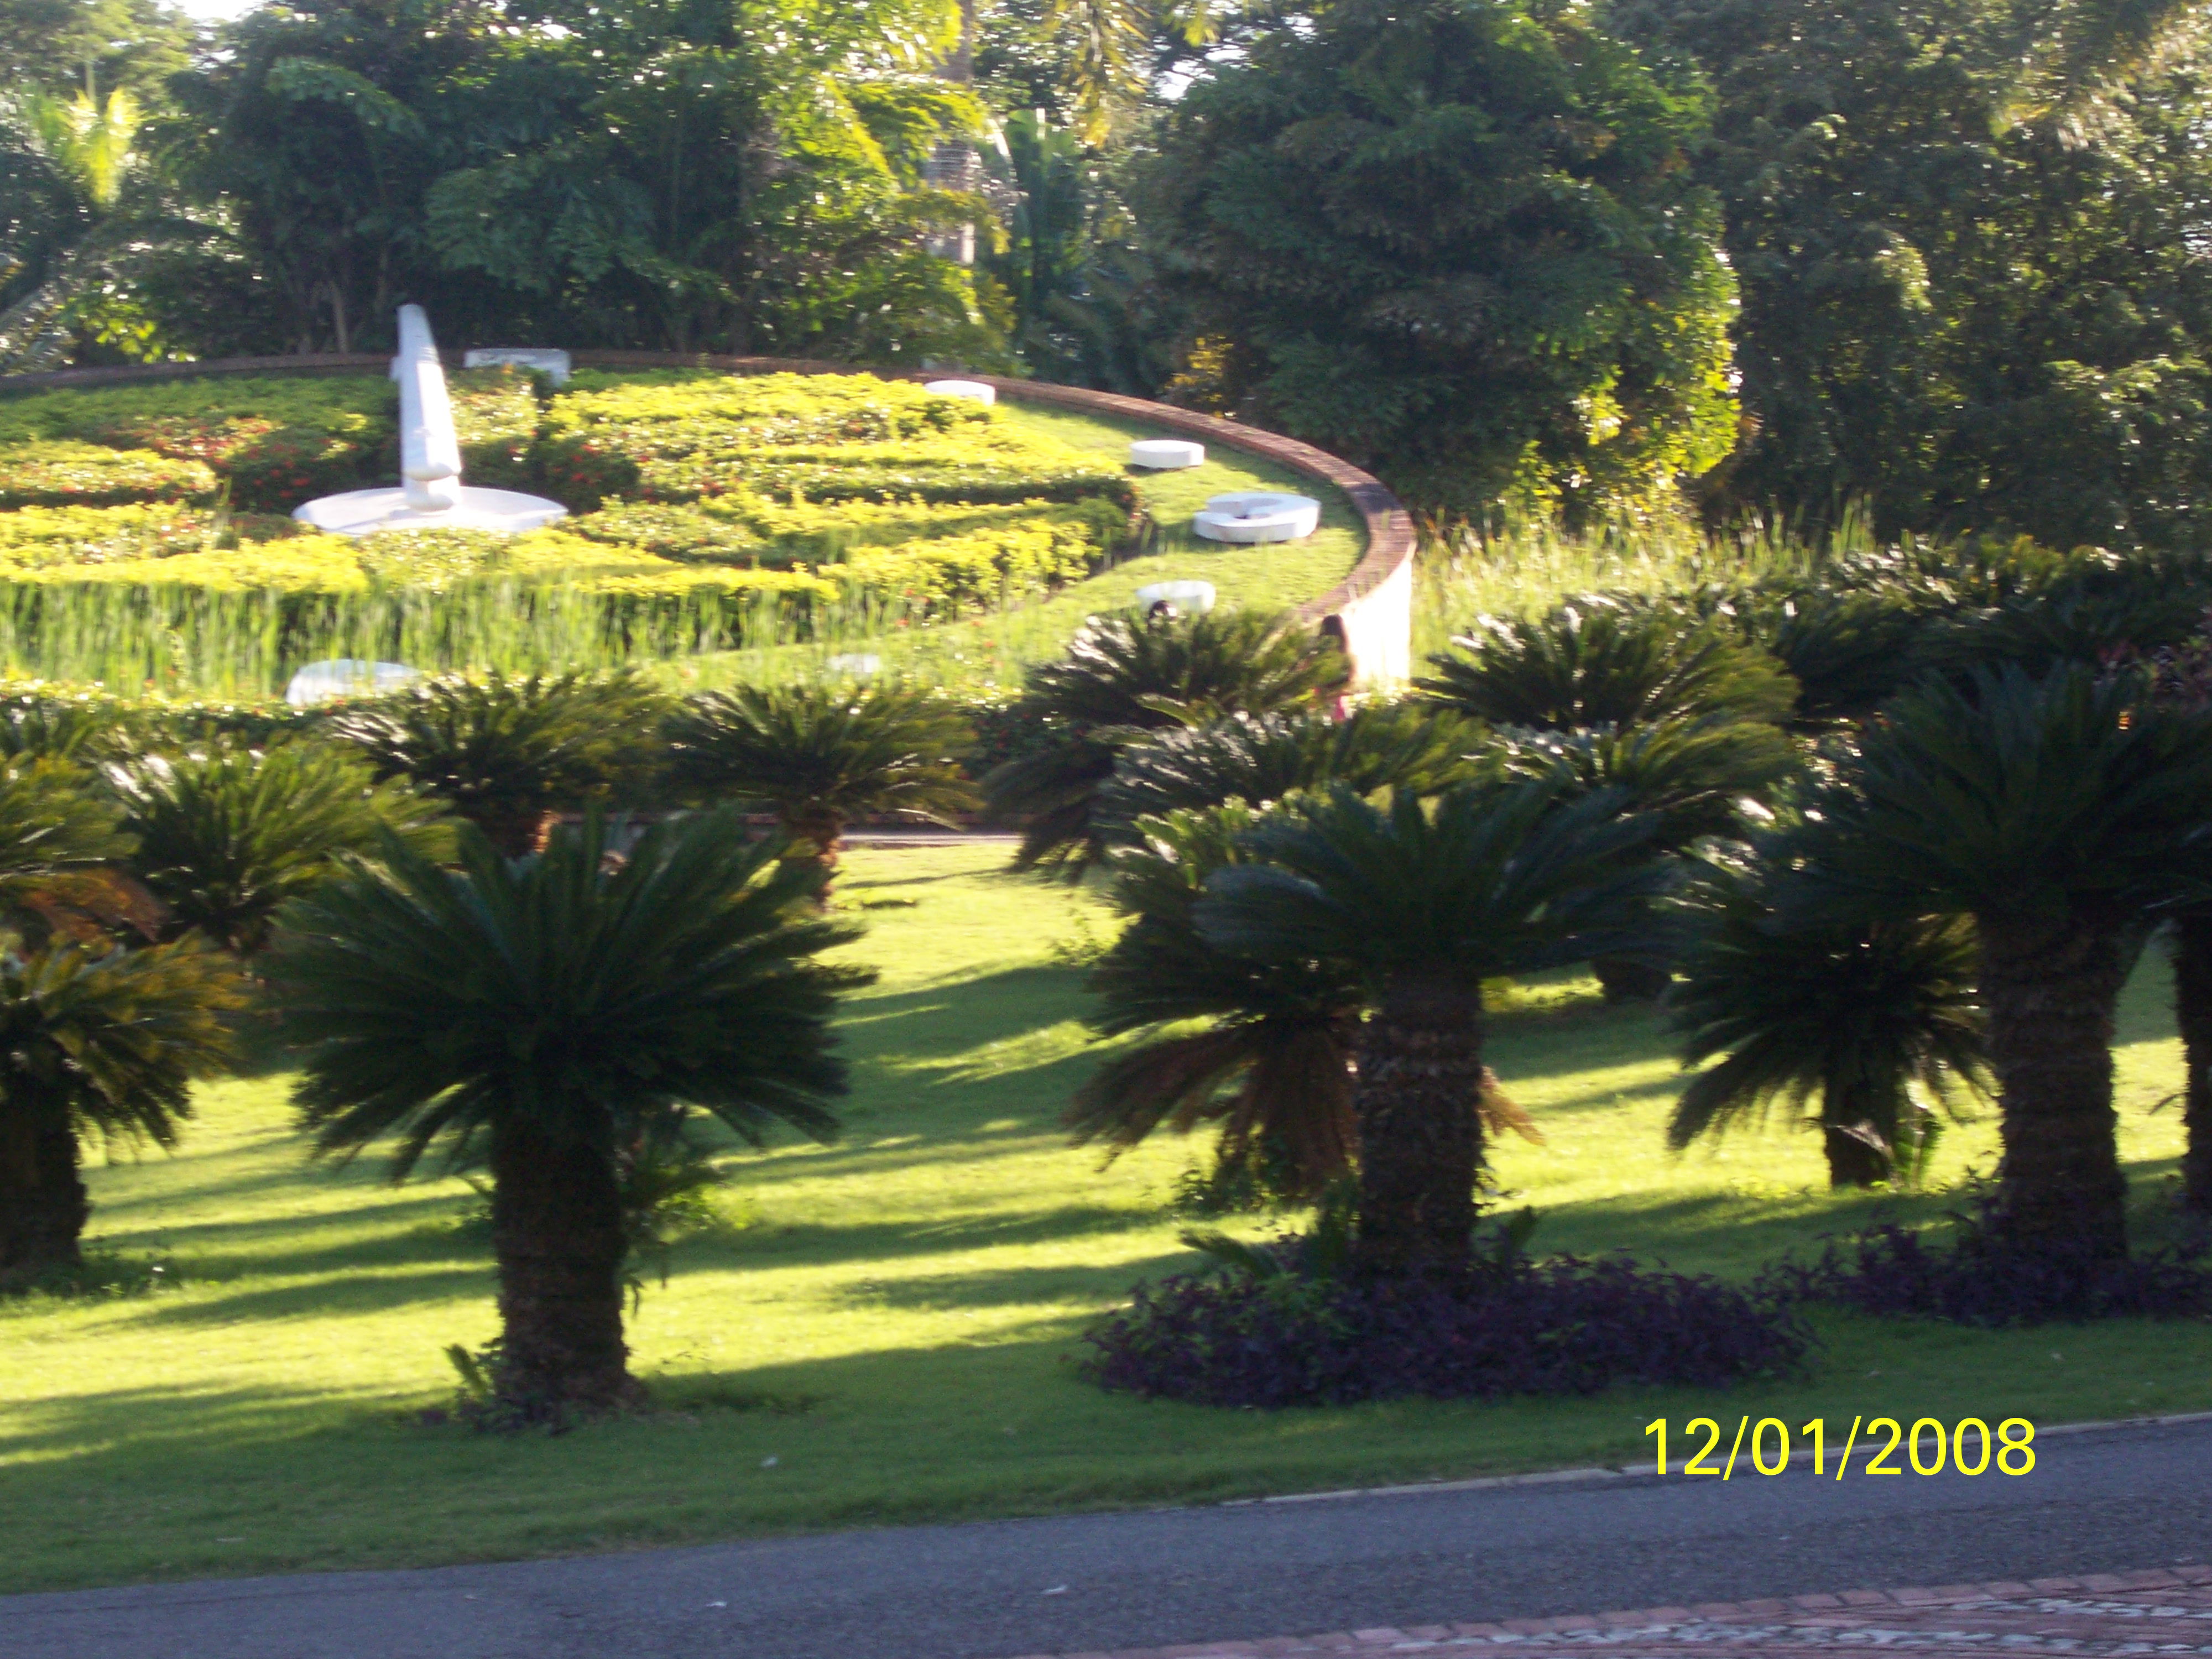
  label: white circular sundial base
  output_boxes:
[1130,438,1205,470]
[293,486,568,538]
[923,379,996,405]
[1192,492,1321,544]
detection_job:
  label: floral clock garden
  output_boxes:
[1,363,2210,1600]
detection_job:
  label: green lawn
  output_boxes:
[670,401,1365,693]
[6,844,2209,1595]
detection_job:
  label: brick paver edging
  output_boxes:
[998,1566,2212,1659]
[0,349,1419,679]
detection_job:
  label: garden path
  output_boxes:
[3,1415,2207,1659]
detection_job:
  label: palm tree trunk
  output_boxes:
[488,1118,638,1413]
[780,808,844,900]
[469,807,556,861]
[2172,911,2212,1215]
[1593,953,1670,1003]
[925,0,978,265]
[1352,973,1486,1272]
[1821,1125,1890,1188]
[1978,909,2131,1259]
[1820,1077,1894,1188]
[0,1101,89,1288]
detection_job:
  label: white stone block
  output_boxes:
[1192,492,1321,544]
[1129,438,1205,470]
[826,654,883,678]
[923,379,997,405]
[285,659,421,707]
[464,347,572,385]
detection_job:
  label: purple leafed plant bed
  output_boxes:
[1081,1251,1809,1408]
[1768,1223,2212,1328]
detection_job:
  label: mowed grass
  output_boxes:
[6,844,2211,1595]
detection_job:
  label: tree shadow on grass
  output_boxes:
[836,964,1091,1063]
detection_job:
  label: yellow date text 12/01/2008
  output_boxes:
[1643,1416,2037,1479]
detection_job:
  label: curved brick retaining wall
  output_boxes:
[1,351,1419,687]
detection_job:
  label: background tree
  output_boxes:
[272,813,873,1412]
[0,67,206,371]
[664,684,979,873]
[1619,0,2212,548]
[1136,0,1739,524]
[159,0,999,362]
[1671,857,1988,1186]
[327,671,666,859]
[1197,780,1656,1269]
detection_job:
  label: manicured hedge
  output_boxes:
[0,442,220,509]
[0,367,1141,687]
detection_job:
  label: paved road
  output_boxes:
[7,1417,2209,1659]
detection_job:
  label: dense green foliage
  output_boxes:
[325,670,667,855]
[1139,0,1738,521]
[983,607,1349,876]
[1618,0,2212,545]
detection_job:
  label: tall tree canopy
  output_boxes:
[154,0,999,359]
[1618,0,2212,547]
[1137,0,1739,523]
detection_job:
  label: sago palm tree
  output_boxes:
[325,670,669,858]
[1091,703,1484,843]
[105,742,452,954]
[0,755,155,946]
[1670,856,1989,1187]
[1074,801,1535,1198]
[1806,663,2212,1258]
[664,684,978,872]
[1073,804,1363,1194]
[268,812,873,1412]
[1197,779,1658,1269]
[1417,598,1798,732]
[0,936,241,1288]
[1493,714,1802,1000]
[984,607,1348,878]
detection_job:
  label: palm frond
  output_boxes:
[269,810,875,1183]
[106,741,452,954]
[665,683,977,847]
[1417,597,1798,731]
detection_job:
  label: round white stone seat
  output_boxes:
[1129,438,1205,469]
[1134,580,1217,613]
[1192,491,1321,544]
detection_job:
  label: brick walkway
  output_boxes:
[1003,1567,2212,1659]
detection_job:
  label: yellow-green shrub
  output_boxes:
[0,442,220,509]
[0,375,396,512]
[0,503,214,568]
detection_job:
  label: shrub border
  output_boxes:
[0,352,1418,686]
